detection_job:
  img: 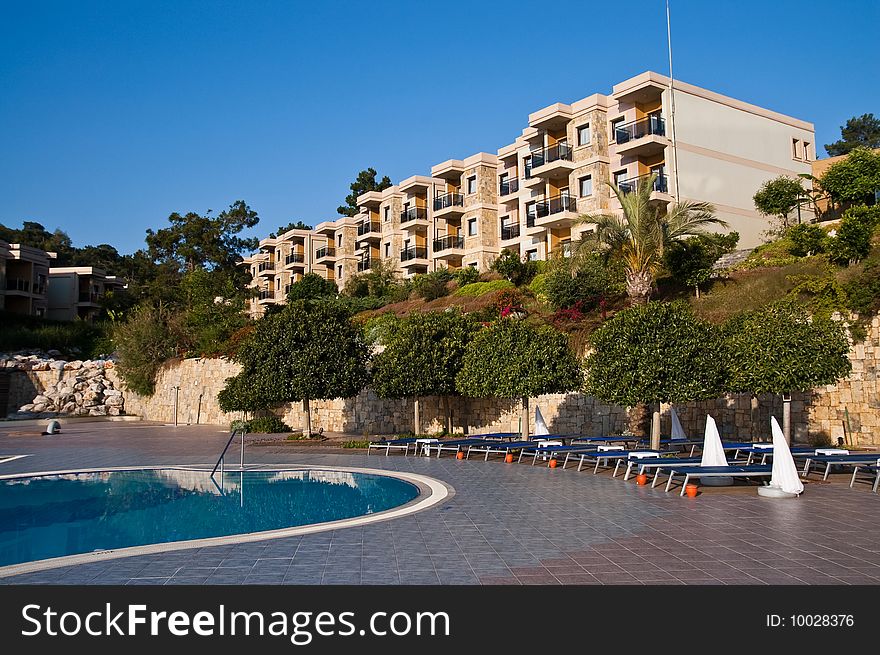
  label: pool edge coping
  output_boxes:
[0,464,454,579]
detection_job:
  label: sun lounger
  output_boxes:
[849,463,880,493]
[433,438,495,458]
[367,437,421,456]
[636,438,703,456]
[734,445,816,465]
[663,464,773,495]
[466,440,544,461]
[620,455,702,482]
[569,449,664,474]
[796,452,880,480]
[570,435,642,448]
[516,444,600,466]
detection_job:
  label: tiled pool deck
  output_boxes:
[1,421,879,585]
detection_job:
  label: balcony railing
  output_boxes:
[400,207,429,224]
[6,278,29,292]
[258,261,274,273]
[614,114,665,144]
[400,246,428,262]
[315,246,336,258]
[259,290,273,300]
[535,195,578,218]
[285,252,305,265]
[433,193,464,211]
[433,235,464,252]
[78,292,100,303]
[357,221,381,235]
[501,224,521,240]
[357,258,372,272]
[531,142,573,168]
[499,178,519,196]
[617,172,668,195]
[526,212,536,228]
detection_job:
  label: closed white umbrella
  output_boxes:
[700,414,733,486]
[670,407,686,441]
[534,406,549,436]
[760,416,804,497]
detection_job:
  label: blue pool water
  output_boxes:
[0,469,419,567]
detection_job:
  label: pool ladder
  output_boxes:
[212,427,246,478]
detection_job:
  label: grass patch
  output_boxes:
[342,439,370,448]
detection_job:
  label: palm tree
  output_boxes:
[574,173,727,305]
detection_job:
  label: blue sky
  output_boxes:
[1,0,877,254]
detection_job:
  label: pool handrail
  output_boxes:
[212,427,246,477]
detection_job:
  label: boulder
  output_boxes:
[32,403,48,413]
[33,395,50,405]
[108,407,122,416]
[61,402,77,414]
[104,389,122,397]
[64,361,83,370]
[105,395,124,407]
[49,360,66,371]
[88,382,105,393]
[19,404,35,412]
[88,406,108,416]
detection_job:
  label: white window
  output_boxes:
[792,138,801,160]
[577,123,591,146]
[579,176,593,197]
[613,169,628,187]
[467,176,477,194]
[802,141,811,161]
[611,117,625,142]
[467,218,477,236]
[384,206,390,222]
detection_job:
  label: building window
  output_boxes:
[577,123,591,146]
[337,234,342,247]
[384,242,390,257]
[467,218,477,236]
[792,138,801,160]
[579,175,593,197]
[523,156,532,179]
[613,169,628,187]
[611,117,625,142]
[468,262,478,269]
[526,249,538,261]
[384,206,390,222]
[467,176,477,194]
[802,141,811,161]
[337,265,343,279]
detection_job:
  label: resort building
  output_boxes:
[1,242,53,317]
[46,267,126,321]
[243,71,815,316]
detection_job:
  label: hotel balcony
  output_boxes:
[357,258,372,273]
[534,195,580,229]
[400,246,429,268]
[432,235,465,260]
[500,224,521,241]
[499,177,519,198]
[78,291,100,305]
[432,192,464,219]
[524,212,543,236]
[357,221,381,238]
[6,278,31,294]
[257,261,275,276]
[529,143,575,178]
[400,207,429,227]
[258,289,276,303]
[617,172,672,203]
[284,252,305,268]
[613,115,668,157]
[315,246,336,263]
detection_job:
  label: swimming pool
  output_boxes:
[0,468,423,568]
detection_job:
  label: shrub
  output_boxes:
[451,266,480,287]
[454,280,515,297]
[287,272,338,301]
[246,415,292,433]
[827,205,880,264]
[528,273,550,303]
[787,224,828,257]
[543,255,625,310]
[410,269,453,301]
[494,288,525,316]
[491,249,539,286]
[113,304,183,396]
[819,147,880,204]
[0,313,108,357]
[343,439,370,448]
[843,256,880,314]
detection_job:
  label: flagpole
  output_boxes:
[666,0,681,203]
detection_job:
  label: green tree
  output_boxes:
[491,248,539,286]
[584,301,727,447]
[456,319,582,438]
[145,200,259,275]
[270,221,312,238]
[178,268,250,356]
[372,310,480,434]
[825,113,880,157]
[337,168,392,217]
[819,147,880,205]
[70,243,124,273]
[786,224,828,257]
[0,221,74,264]
[723,302,851,442]
[753,176,806,230]
[218,301,370,435]
[287,272,339,301]
[113,304,184,396]
[826,205,880,265]
[575,173,726,305]
[663,232,740,297]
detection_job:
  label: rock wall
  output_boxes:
[3,354,126,418]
